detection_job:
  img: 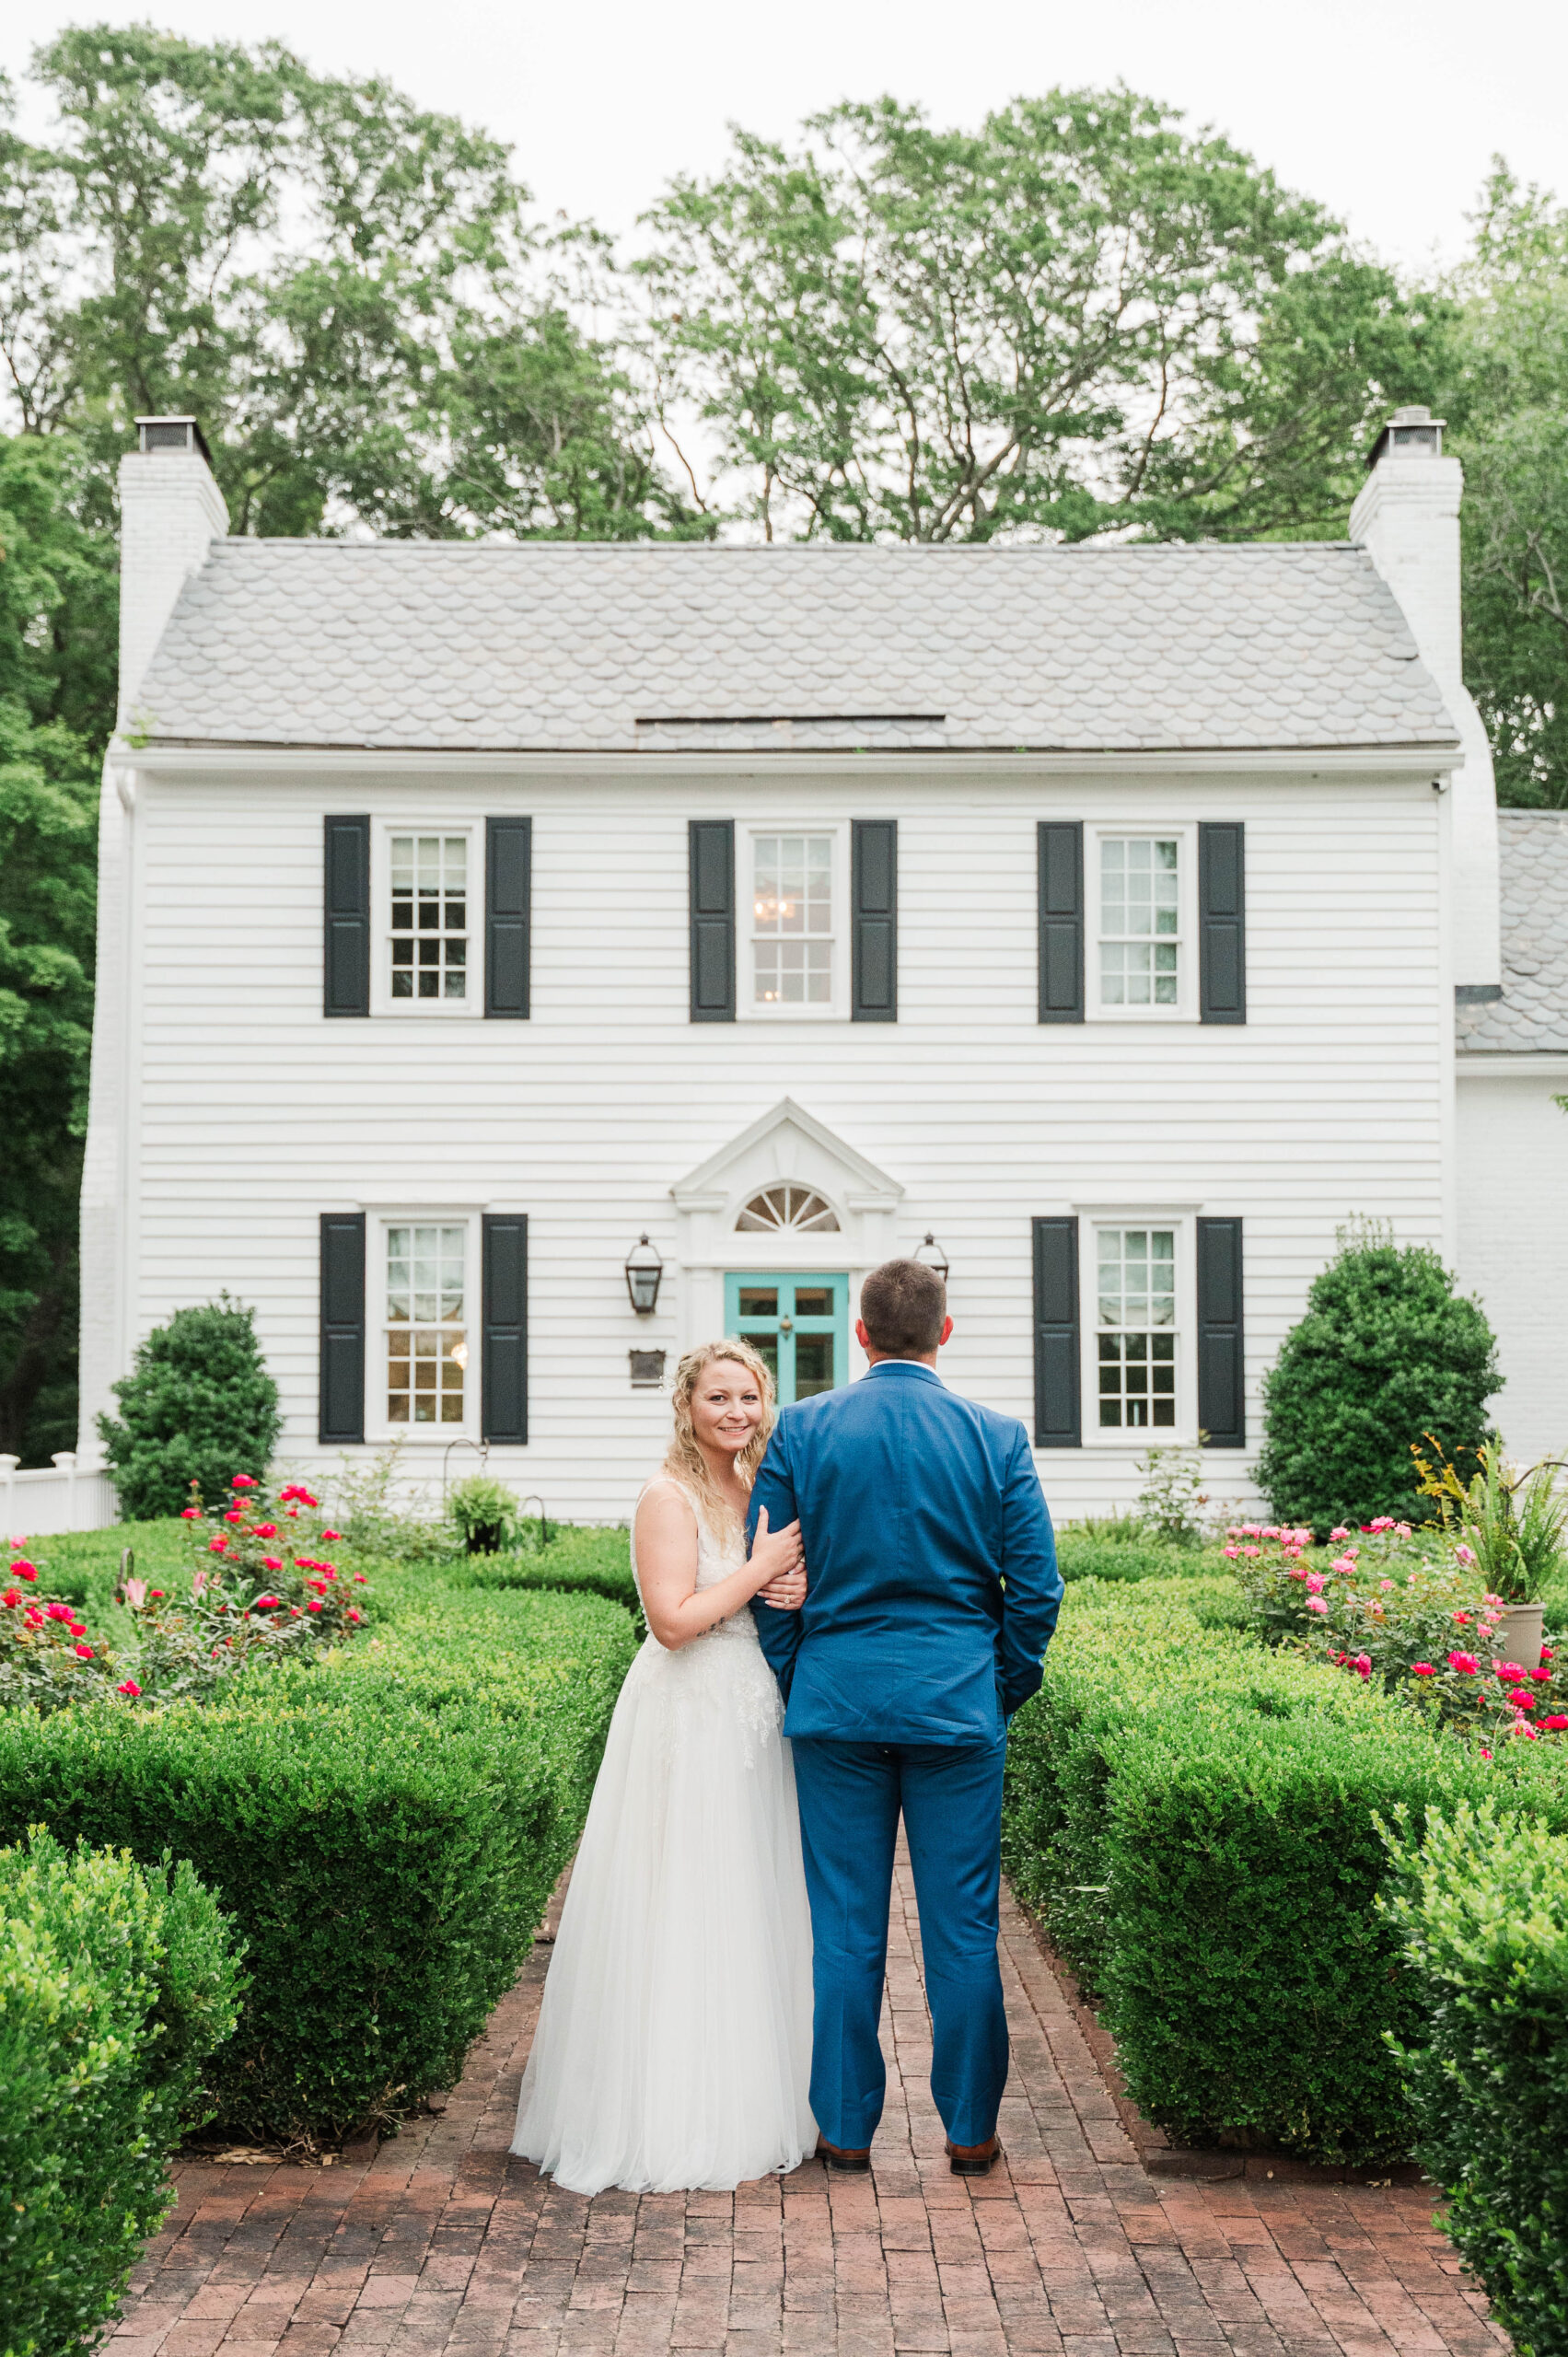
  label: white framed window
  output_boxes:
[742,826,847,1018]
[1095,1225,1177,1430]
[375,824,479,1016]
[1090,828,1196,1019]
[380,1217,474,1434]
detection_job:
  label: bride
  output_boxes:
[511,1338,818,2194]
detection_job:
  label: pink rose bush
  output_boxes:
[107,1475,374,1703]
[1232,1524,1567,1749]
[1,1549,130,1713]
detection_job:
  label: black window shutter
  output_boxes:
[482,1213,528,1444]
[319,1213,366,1443]
[1199,822,1246,1025]
[851,820,898,1022]
[485,818,531,1018]
[1196,1216,1245,1446]
[323,817,371,1017]
[689,821,736,1021]
[1038,821,1085,1023]
[1031,1216,1081,1447]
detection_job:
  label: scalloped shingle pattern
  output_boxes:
[1457,812,1568,1052]
[131,538,1457,755]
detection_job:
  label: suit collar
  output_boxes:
[865,1359,943,1384]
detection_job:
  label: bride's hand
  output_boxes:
[756,1565,807,1612]
[748,1506,803,1596]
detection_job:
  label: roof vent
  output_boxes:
[135,415,214,466]
[1364,405,1445,469]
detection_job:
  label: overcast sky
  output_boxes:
[4,0,1564,273]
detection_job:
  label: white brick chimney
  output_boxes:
[1350,406,1501,990]
[116,416,228,733]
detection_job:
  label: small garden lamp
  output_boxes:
[624,1233,665,1317]
[914,1231,950,1284]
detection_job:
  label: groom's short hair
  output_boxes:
[860,1259,947,1356]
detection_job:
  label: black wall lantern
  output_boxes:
[914,1231,950,1284]
[624,1233,665,1316]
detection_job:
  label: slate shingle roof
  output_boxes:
[130,539,1458,756]
[1457,812,1568,1053]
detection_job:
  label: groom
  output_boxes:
[749,1258,1063,2177]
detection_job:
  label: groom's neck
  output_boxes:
[864,1349,940,1370]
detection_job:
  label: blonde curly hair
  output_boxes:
[662,1337,777,1535]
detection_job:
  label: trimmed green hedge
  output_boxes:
[0,1830,240,2357]
[0,1588,635,2147]
[1004,1576,1568,2166]
[1386,1805,1568,2357]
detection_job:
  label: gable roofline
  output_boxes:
[671,1097,904,1211]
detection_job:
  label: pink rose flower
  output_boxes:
[1455,1544,1477,1566]
[1411,1664,1435,1678]
[1329,1527,1351,1541]
[1353,1655,1373,1678]
[180,1506,202,1520]
[1447,1652,1480,1676]
[1305,1572,1327,1594]
[1306,1597,1329,1615]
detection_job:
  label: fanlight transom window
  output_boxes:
[736,1185,840,1235]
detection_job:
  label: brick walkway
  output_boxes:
[113,1858,1506,2357]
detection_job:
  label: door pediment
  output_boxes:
[670,1098,902,1271]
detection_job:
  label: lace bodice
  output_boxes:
[631,1475,755,1634]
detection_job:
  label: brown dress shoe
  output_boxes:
[816,2137,872,2174]
[946,2134,1001,2177]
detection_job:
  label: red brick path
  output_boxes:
[111,1858,1506,2357]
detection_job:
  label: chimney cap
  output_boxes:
[1365,404,1446,469]
[134,415,214,467]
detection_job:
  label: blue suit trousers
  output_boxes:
[790,1732,1010,2152]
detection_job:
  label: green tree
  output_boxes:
[1445,165,1568,807]
[637,90,1446,542]
[1255,1226,1501,1530]
[97,1295,281,1518]
[0,430,111,1461]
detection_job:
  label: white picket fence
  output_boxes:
[0,1454,120,1539]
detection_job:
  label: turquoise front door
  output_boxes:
[725,1271,850,1404]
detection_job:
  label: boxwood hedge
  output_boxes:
[1003,1576,1568,2167]
[1,1830,240,2357]
[0,1587,635,2147]
[1385,1805,1568,2356]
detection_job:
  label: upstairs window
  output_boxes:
[1097,1225,1177,1429]
[390,834,469,1003]
[1099,837,1179,1009]
[752,833,833,1007]
[386,1222,468,1426]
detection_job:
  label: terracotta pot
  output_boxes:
[1493,1601,1546,1669]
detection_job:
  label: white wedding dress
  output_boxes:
[511,1477,817,2194]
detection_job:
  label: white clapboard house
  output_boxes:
[72,407,1566,1522]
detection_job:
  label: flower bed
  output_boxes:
[1002,1574,1568,2166]
[0,1829,239,2357]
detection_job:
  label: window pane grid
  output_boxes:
[387,1223,467,1425]
[390,834,468,1002]
[1097,1227,1177,1430]
[753,833,832,1004]
[1100,837,1179,1006]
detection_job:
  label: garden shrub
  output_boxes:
[0,1829,240,2357]
[97,1298,282,1520]
[1003,1574,1568,2165]
[0,1588,633,2146]
[1254,1226,1500,1528]
[1384,1804,1568,2357]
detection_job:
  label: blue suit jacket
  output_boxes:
[745,1361,1063,1746]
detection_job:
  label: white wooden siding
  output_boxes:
[85,763,1446,1522]
[1456,1062,1568,1464]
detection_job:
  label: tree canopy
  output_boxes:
[635,93,1448,544]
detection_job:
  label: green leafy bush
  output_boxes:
[1384,1804,1568,2357]
[447,1473,524,1553]
[97,1297,282,1520]
[1255,1227,1500,1529]
[0,1588,633,2146]
[1003,1575,1568,2165]
[0,1829,240,2357]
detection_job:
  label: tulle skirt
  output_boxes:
[511,1620,817,2194]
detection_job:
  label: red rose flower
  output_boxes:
[74,1643,92,1658]
[180,1506,202,1519]
[306,1599,324,1614]
[1540,1714,1568,1732]
[9,1560,37,1581]
[261,1557,283,1572]
[321,1529,343,1543]
[117,1678,142,1698]
[231,1474,257,1489]
[1447,1652,1480,1676]
[1411,1663,1435,1678]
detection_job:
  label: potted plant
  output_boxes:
[447,1472,522,1556]
[1412,1439,1568,1666]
